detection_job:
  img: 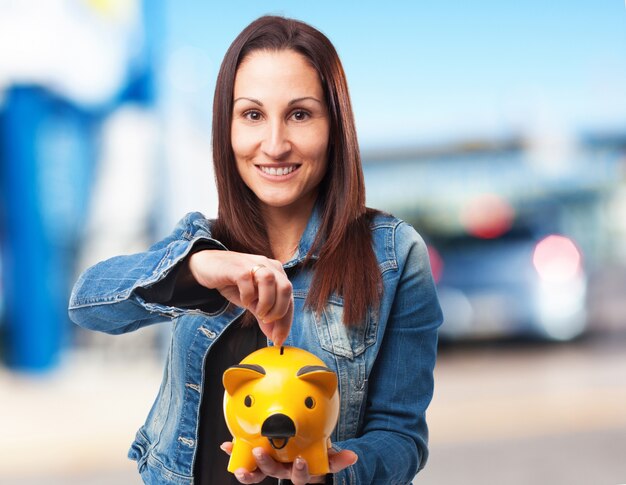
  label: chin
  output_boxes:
[259,198,298,210]
[254,190,297,207]
[253,186,317,214]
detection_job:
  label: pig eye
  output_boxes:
[304,396,315,409]
[244,395,254,407]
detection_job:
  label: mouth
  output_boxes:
[267,437,290,450]
[256,164,301,177]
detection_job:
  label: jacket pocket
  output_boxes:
[305,294,378,360]
[128,428,151,470]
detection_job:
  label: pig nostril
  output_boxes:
[261,413,296,439]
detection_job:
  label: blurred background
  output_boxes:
[0,1,625,484]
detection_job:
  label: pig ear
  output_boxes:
[223,364,266,395]
[297,366,337,398]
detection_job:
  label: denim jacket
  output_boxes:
[68,205,443,485]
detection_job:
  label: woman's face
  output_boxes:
[231,49,330,216]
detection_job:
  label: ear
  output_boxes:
[296,365,337,399]
[223,364,266,395]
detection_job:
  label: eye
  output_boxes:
[243,110,262,121]
[304,396,315,409]
[291,109,311,121]
[244,395,254,407]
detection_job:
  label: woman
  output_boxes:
[69,15,443,485]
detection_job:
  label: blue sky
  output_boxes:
[163,1,626,149]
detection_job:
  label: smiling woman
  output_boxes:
[69,15,443,485]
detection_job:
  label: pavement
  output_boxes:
[1,329,626,484]
[0,350,159,485]
[418,335,626,485]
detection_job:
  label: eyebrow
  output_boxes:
[233,97,262,106]
[289,96,323,106]
[233,96,323,106]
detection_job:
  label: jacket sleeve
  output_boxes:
[331,222,443,484]
[68,212,227,335]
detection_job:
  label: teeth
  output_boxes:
[260,166,296,176]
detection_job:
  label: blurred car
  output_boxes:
[427,198,587,342]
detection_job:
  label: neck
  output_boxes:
[261,196,316,263]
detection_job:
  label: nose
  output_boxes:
[261,413,296,450]
[261,413,296,438]
[261,121,291,160]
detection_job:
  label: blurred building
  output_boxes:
[0,0,160,372]
[363,134,625,341]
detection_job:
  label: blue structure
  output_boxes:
[0,0,161,371]
[0,87,97,370]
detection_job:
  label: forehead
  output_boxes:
[234,49,323,98]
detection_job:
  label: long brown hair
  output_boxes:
[211,15,380,325]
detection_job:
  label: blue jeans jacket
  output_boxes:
[68,206,443,485]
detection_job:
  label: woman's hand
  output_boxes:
[220,442,358,485]
[187,250,293,346]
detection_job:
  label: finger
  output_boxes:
[262,277,292,323]
[328,450,358,473]
[256,319,276,343]
[265,258,286,273]
[238,267,258,311]
[252,447,289,479]
[271,297,293,347]
[233,467,266,484]
[252,267,277,320]
[290,456,312,485]
[219,442,232,456]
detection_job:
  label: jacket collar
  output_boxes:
[283,198,323,269]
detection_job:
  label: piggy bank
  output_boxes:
[223,345,339,475]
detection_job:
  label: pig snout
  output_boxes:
[261,413,296,450]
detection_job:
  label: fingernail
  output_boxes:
[295,457,305,470]
[235,471,245,480]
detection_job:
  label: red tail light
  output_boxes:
[460,193,515,239]
[427,245,444,284]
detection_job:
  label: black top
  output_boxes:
[193,318,278,485]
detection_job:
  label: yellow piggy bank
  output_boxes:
[223,345,339,475]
